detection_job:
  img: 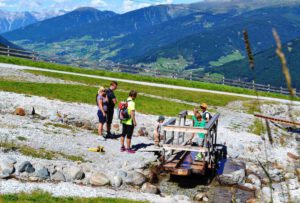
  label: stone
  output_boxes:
[141,182,158,194]
[284,172,295,180]
[0,173,10,179]
[36,168,50,180]
[125,171,147,186]
[18,161,35,173]
[247,174,261,188]
[15,107,25,116]
[28,176,39,181]
[112,124,120,131]
[138,127,148,136]
[51,171,66,182]
[218,168,245,185]
[246,198,257,203]
[90,172,110,186]
[193,192,207,201]
[288,178,299,190]
[82,120,92,130]
[287,152,299,160]
[64,166,84,181]
[0,159,15,175]
[112,175,122,187]
[118,170,127,180]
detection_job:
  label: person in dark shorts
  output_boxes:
[97,86,108,141]
[106,81,118,136]
[121,90,137,154]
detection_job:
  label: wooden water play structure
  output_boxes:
[141,110,221,177]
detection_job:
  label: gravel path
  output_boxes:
[1,63,299,105]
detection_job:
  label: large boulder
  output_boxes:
[51,171,66,182]
[125,171,147,186]
[63,166,84,181]
[36,168,50,180]
[217,159,245,186]
[141,182,158,194]
[15,107,26,116]
[18,161,35,173]
[90,172,110,186]
[0,159,15,177]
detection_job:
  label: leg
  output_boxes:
[98,123,103,136]
[126,125,135,153]
[106,109,114,134]
[126,138,131,149]
[121,124,127,149]
[154,132,159,146]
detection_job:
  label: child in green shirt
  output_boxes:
[191,112,206,161]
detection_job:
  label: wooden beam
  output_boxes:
[163,125,207,134]
[163,118,176,126]
[205,113,220,130]
[254,114,300,127]
[163,144,208,152]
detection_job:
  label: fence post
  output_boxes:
[222,76,225,85]
[252,80,255,90]
[268,84,270,92]
[190,73,192,81]
[280,87,283,94]
[295,89,297,96]
[7,46,10,56]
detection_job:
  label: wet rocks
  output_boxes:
[89,172,110,186]
[18,161,35,173]
[217,159,245,185]
[125,171,147,186]
[15,107,26,116]
[141,182,158,194]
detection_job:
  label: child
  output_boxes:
[154,115,165,147]
[191,112,206,161]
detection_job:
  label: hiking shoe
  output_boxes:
[126,148,136,154]
[97,136,106,141]
[120,146,126,152]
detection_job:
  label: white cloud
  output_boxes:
[0,0,6,7]
[122,0,173,12]
[90,0,107,7]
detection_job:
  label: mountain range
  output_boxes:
[2,0,300,88]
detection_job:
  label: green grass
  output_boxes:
[0,80,192,116]
[0,56,296,101]
[45,122,74,130]
[27,70,246,107]
[16,136,27,141]
[0,138,85,162]
[248,118,266,135]
[0,190,147,203]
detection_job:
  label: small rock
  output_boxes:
[125,171,147,186]
[90,172,110,186]
[112,123,120,131]
[141,182,158,194]
[218,168,245,185]
[82,120,92,130]
[118,170,127,180]
[247,174,261,188]
[15,107,26,116]
[193,192,208,201]
[288,178,299,190]
[112,175,122,187]
[51,171,66,182]
[246,198,257,203]
[18,161,35,173]
[36,168,50,180]
[284,172,295,180]
[287,152,299,160]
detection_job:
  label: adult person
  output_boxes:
[97,87,108,141]
[106,81,118,136]
[200,103,212,123]
[120,90,138,154]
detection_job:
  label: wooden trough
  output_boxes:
[160,110,220,176]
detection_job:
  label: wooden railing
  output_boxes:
[0,46,36,60]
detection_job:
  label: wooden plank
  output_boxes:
[178,110,188,118]
[163,125,207,134]
[163,144,208,152]
[205,113,220,129]
[255,114,300,127]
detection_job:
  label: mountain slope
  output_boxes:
[3,7,117,42]
[139,5,300,68]
[0,10,37,33]
[0,35,21,49]
[212,36,300,89]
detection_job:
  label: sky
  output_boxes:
[0,0,205,13]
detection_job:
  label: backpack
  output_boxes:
[118,100,130,121]
[203,111,212,121]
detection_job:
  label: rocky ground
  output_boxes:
[0,68,299,203]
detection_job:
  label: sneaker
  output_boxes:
[97,136,106,141]
[120,146,126,152]
[126,148,136,154]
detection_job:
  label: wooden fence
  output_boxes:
[0,46,297,97]
[0,46,36,60]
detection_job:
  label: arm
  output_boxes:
[98,98,106,116]
[131,110,137,126]
[112,98,117,105]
